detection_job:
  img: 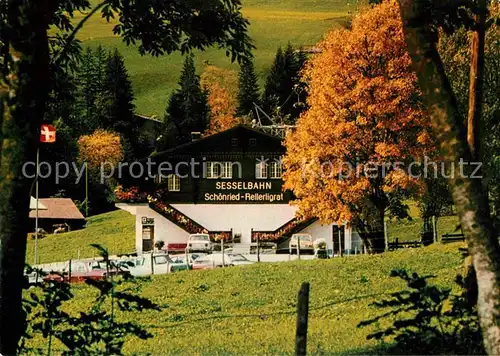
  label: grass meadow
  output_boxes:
[25,208,466,353]
[74,0,357,117]
[26,210,135,264]
[26,242,466,354]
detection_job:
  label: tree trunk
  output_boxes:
[467,0,487,162]
[397,1,500,354]
[465,0,487,318]
[0,1,53,353]
[421,216,434,246]
[357,201,386,254]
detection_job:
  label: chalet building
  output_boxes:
[29,198,86,232]
[116,125,362,255]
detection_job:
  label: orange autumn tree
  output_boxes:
[201,66,243,135]
[283,0,435,253]
[78,129,123,169]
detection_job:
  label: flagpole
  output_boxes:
[34,146,39,266]
[85,161,89,217]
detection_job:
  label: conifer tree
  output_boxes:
[77,47,99,133]
[262,43,306,124]
[92,45,109,125]
[101,49,136,134]
[94,45,108,88]
[101,49,145,159]
[76,45,109,134]
[163,54,210,147]
[236,59,260,119]
[262,46,286,122]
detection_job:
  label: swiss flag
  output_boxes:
[40,124,56,143]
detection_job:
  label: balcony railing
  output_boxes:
[251,217,317,242]
[149,201,232,242]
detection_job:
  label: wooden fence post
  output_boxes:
[150,252,155,275]
[68,259,72,284]
[384,221,389,252]
[295,282,310,356]
[297,235,301,260]
[257,235,260,263]
[221,239,225,267]
[432,215,437,243]
[338,227,343,257]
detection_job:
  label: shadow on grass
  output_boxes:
[345,342,485,355]
[343,344,398,355]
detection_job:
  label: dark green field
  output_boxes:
[77,0,356,117]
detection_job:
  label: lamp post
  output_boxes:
[85,161,89,217]
[34,147,40,266]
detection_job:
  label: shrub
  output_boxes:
[28,232,46,240]
[358,268,484,355]
[155,240,165,250]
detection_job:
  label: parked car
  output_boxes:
[25,270,42,285]
[187,234,212,253]
[227,254,254,266]
[289,233,314,253]
[191,253,253,270]
[41,261,116,283]
[125,253,190,276]
[170,253,207,266]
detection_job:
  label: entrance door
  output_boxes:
[332,225,345,255]
[142,225,154,252]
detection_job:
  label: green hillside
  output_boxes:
[27,242,466,354]
[77,0,356,117]
[26,210,135,265]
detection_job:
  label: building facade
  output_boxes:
[117,125,362,254]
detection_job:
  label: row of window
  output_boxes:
[156,161,283,181]
[154,161,283,191]
[206,161,282,179]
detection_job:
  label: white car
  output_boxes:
[170,253,207,265]
[123,253,189,276]
[187,234,212,253]
[192,253,253,270]
[289,233,314,253]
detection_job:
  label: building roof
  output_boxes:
[152,124,283,158]
[29,198,85,220]
[30,197,47,210]
[134,113,163,124]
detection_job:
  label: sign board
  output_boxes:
[203,180,285,203]
[142,217,154,225]
[204,192,284,203]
